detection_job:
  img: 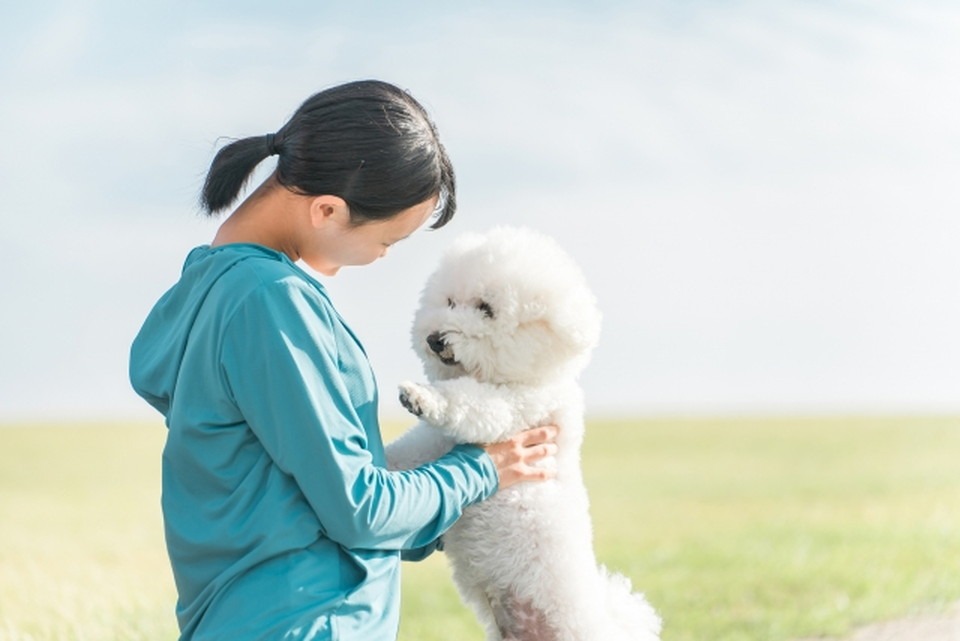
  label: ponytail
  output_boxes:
[200,133,279,215]
[197,80,457,226]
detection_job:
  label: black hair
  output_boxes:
[200,80,456,228]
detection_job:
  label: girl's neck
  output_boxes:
[211,176,304,261]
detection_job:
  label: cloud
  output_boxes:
[11,3,97,77]
[1,1,959,420]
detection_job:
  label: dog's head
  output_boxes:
[412,226,601,386]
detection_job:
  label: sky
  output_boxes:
[1,1,958,422]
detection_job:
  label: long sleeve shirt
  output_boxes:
[129,243,498,641]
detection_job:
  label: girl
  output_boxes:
[130,80,557,641]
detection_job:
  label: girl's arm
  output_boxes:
[220,280,498,552]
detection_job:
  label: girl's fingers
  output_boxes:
[518,424,559,447]
[528,442,559,461]
[481,424,561,490]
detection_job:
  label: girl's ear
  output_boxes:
[308,195,349,229]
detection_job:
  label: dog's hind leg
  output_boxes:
[487,589,558,641]
[455,581,502,641]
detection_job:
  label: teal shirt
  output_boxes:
[129,244,498,641]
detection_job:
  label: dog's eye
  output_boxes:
[447,297,456,309]
[476,301,495,319]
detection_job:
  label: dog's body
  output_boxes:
[386,227,661,641]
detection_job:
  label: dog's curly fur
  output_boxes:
[386,226,661,641]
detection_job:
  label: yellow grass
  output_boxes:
[1,416,958,641]
[0,423,176,641]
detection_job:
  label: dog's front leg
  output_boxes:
[398,378,522,444]
[398,379,512,441]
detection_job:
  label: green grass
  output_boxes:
[0,423,176,641]
[1,417,958,641]
[579,416,960,641]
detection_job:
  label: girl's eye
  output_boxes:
[476,301,494,319]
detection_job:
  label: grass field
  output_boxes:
[1,416,958,641]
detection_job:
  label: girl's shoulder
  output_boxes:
[196,243,330,302]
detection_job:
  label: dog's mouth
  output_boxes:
[426,331,460,366]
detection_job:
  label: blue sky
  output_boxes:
[2,1,958,421]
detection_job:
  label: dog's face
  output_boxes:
[412,227,601,386]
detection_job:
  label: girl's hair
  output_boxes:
[200,80,456,228]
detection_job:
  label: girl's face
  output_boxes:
[302,196,438,276]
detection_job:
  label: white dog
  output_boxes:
[386,227,662,641]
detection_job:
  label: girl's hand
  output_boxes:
[482,425,559,491]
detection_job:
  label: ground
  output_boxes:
[796,602,960,641]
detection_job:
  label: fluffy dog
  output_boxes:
[386,226,661,641]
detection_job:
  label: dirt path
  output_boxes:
[795,603,960,641]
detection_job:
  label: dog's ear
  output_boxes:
[516,277,601,364]
[551,299,602,358]
[521,294,601,376]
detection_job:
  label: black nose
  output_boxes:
[427,332,447,354]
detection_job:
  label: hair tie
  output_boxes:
[264,133,279,156]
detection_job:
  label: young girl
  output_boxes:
[129,80,557,641]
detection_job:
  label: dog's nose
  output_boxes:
[427,332,447,354]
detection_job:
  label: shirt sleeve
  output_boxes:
[219,278,499,552]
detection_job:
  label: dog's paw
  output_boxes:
[398,381,444,421]
[398,382,425,417]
